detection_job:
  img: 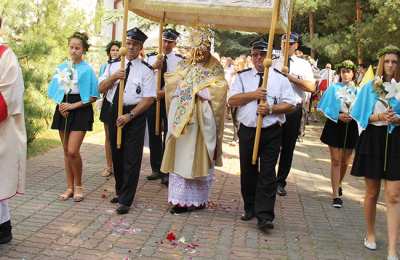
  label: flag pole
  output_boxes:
[155,12,166,136]
[282,0,295,74]
[251,0,281,164]
[116,0,129,149]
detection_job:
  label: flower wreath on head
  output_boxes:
[335,60,357,72]
[377,45,400,59]
[374,45,400,101]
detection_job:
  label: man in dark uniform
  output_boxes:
[228,38,296,231]
[275,33,316,196]
[145,28,184,186]
[98,27,156,214]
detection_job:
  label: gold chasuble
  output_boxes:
[161,56,227,179]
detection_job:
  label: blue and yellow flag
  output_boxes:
[359,65,374,87]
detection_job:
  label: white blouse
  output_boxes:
[371,100,389,126]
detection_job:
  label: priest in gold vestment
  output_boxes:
[160,28,228,214]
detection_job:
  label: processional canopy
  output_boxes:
[128,0,291,33]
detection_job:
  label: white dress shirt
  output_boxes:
[229,68,297,128]
[274,55,315,105]
[98,58,156,105]
[98,61,120,102]
[146,51,183,73]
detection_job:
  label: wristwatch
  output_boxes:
[268,106,273,115]
[128,111,135,120]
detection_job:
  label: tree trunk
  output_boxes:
[356,0,363,65]
[309,11,315,59]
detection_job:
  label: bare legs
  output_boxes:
[364,178,381,244]
[59,130,86,200]
[102,123,113,175]
[385,181,400,257]
[329,146,353,198]
[362,179,400,257]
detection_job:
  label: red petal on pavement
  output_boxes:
[166,232,176,241]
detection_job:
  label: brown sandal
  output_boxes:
[73,186,84,202]
[59,188,74,201]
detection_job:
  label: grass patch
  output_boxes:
[28,116,104,158]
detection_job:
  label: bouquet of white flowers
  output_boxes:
[55,61,77,137]
[335,82,357,148]
[336,81,357,113]
[55,61,77,95]
[373,77,400,171]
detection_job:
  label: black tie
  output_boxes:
[112,60,132,110]
[124,61,132,88]
[160,55,168,89]
[257,72,264,105]
[257,72,264,88]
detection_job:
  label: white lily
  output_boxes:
[55,62,77,94]
[384,80,400,101]
[336,84,357,113]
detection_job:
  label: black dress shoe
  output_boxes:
[116,205,130,215]
[169,205,188,214]
[277,184,287,196]
[161,175,169,186]
[110,197,119,204]
[147,171,162,180]
[0,220,12,244]
[240,211,255,221]
[257,219,274,231]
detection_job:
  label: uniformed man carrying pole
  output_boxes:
[228,38,296,231]
[275,33,316,196]
[98,27,156,215]
[145,28,184,186]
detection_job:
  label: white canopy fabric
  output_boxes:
[128,0,291,33]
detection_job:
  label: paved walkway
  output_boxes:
[0,121,393,259]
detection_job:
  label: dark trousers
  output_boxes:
[145,100,167,174]
[277,105,303,187]
[238,123,282,222]
[109,105,146,207]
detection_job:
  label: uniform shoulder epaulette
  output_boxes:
[146,52,158,57]
[273,68,288,78]
[141,60,154,70]
[237,68,251,74]
[108,58,121,64]
[175,53,185,59]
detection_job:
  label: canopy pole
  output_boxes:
[116,0,129,149]
[251,0,281,165]
[282,0,295,73]
[155,12,166,136]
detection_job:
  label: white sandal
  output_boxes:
[364,237,377,250]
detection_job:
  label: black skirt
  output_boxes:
[51,94,94,132]
[320,118,359,149]
[99,98,112,124]
[351,125,400,181]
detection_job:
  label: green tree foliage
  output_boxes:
[214,30,258,58]
[0,0,92,143]
[294,0,400,66]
